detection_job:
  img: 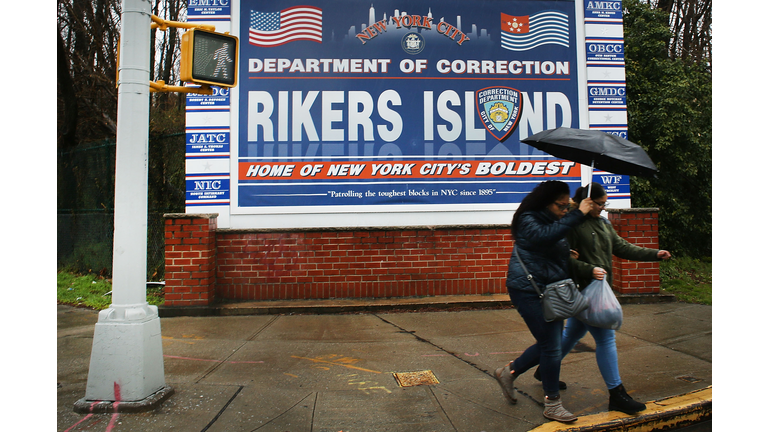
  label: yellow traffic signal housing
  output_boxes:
[181,29,239,88]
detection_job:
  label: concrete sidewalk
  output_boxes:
[57,296,712,431]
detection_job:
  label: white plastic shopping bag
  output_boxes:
[576,279,623,330]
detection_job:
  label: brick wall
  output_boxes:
[607,208,661,295]
[163,209,661,306]
[214,227,512,301]
[163,214,218,306]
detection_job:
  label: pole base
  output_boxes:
[74,385,174,414]
[83,307,167,402]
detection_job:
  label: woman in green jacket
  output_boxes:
[563,183,671,414]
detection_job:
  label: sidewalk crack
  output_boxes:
[426,386,458,431]
[200,385,243,432]
[373,314,492,378]
[196,316,280,383]
[249,392,315,432]
[247,315,280,341]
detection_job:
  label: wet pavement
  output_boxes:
[57,296,712,431]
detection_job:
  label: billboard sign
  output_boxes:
[186,0,630,227]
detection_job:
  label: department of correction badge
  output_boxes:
[476,86,523,142]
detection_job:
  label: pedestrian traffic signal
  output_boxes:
[180,29,239,88]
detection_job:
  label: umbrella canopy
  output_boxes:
[521,127,657,178]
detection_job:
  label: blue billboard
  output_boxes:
[236,0,585,208]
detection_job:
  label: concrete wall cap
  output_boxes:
[164,213,219,219]
[216,224,510,234]
[607,208,659,214]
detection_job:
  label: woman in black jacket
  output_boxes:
[495,180,593,423]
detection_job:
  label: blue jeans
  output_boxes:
[508,288,564,397]
[561,318,622,389]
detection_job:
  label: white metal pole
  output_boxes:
[79,0,170,407]
[112,2,150,307]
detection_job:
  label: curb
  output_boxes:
[158,293,676,318]
[529,386,712,431]
[158,294,514,317]
[73,386,175,414]
[616,293,676,304]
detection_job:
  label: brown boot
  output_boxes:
[494,362,517,404]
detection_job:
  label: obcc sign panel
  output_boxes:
[181,29,239,87]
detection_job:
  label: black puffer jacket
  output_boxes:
[506,208,586,293]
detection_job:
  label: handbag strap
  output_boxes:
[514,247,543,298]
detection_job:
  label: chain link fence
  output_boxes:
[57,212,168,280]
[58,133,185,280]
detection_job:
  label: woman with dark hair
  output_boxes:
[495,180,593,423]
[562,182,671,414]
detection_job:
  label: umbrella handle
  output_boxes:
[587,160,594,197]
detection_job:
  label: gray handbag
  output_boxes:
[514,247,589,322]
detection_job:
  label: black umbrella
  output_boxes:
[521,127,657,178]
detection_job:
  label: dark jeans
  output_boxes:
[508,288,564,397]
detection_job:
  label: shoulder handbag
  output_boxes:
[514,247,589,322]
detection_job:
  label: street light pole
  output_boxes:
[76,0,172,411]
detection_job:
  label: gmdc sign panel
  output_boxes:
[185,0,629,228]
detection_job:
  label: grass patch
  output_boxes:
[659,256,712,305]
[57,271,164,310]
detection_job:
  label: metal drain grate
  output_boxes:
[393,370,440,387]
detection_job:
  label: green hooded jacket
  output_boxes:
[566,215,660,290]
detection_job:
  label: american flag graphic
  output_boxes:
[249,6,322,47]
[500,11,569,51]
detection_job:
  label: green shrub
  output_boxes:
[659,257,712,305]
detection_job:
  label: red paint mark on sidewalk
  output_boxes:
[63,414,94,432]
[64,400,101,432]
[105,412,120,431]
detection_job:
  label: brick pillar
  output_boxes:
[164,213,218,306]
[607,208,661,295]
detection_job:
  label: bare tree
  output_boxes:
[651,0,712,66]
[58,0,122,211]
[57,0,122,149]
[151,0,186,108]
[58,0,188,149]
[58,0,188,212]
